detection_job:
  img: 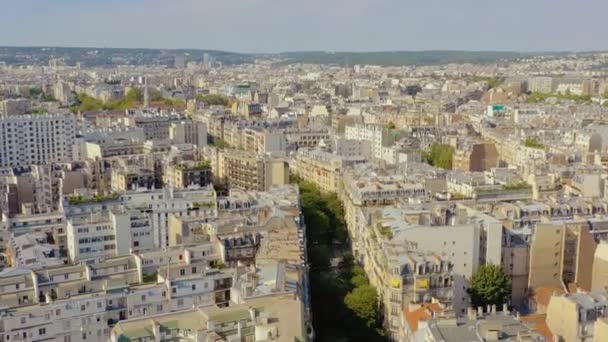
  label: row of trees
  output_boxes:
[526,91,592,104]
[195,94,230,106]
[294,176,385,341]
[70,88,185,113]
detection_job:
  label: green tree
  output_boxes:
[351,266,370,287]
[385,121,396,130]
[524,138,545,149]
[196,94,230,106]
[150,89,164,101]
[125,88,143,103]
[344,285,379,328]
[423,143,454,169]
[467,264,511,307]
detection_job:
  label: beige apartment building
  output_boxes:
[214,149,289,192]
[528,221,596,292]
[294,147,365,193]
[163,161,212,189]
[452,143,499,172]
[592,242,608,291]
[546,291,608,342]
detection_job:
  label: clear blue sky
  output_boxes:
[0,0,605,53]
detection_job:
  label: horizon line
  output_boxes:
[1,45,607,56]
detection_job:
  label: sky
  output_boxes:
[0,0,606,53]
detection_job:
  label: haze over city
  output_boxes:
[1,0,607,52]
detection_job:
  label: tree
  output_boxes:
[344,285,379,328]
[385,121,396,130]
[125,88,143,103]
[423,143,454,169]
[467,264,511,307]
[196,94,229,106]
[351,266,370,287]
[524,138,545,149]
[150,89,164,102]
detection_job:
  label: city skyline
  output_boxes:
[0,0,606,53]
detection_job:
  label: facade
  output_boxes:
[294,147,366,193]
[528,221,596,292]
[345,123,394,160]
[546,291,608,342]
[215,149,289,192]
[452,143,499,172]
[0,98,31,116]
[0,113,75,167]
[163,161,212,189]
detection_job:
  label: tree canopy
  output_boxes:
[293,176,385,341]
[344,285,379,328]
[467,264,511,308]
[196,94,230,106]
[422,143,455,169]
[524,138,545,149]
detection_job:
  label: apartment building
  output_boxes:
[452,143,499,172]
[111,165,156,191]
[546,291,608,342]
[345,123,395,160]
[163,161,212,189]
[66,210,133,263]
[214,149,289,192]
[111,294,307,342]
[64,186,218,248]
[0,113,75,167]
[294,147,365,193]
[593,242,608,291]
[169,119,207,148]
[0,98,31,117]
[528,221,597,292]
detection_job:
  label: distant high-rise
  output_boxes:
[174,53,187,69]
[143,76,149,108]
[203,53,212,68]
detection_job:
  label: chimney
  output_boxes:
[152,320,161,339]
[207,320,215,332]
[487,304,492,314]
[249,307,256,323]
[491,304,497,315]
[467,307,477,320]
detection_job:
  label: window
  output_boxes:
[81,305,86,311]
[192,284,196,291]
[180,269,185,276]
[172,287,176,294]
[192,267,197,274]
[39,328,46,335]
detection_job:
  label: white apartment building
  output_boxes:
[344,123,394,160]
[64,186,218,249]
[333,137,372,158]
[66,211,132,263]
[0,113,76,167]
